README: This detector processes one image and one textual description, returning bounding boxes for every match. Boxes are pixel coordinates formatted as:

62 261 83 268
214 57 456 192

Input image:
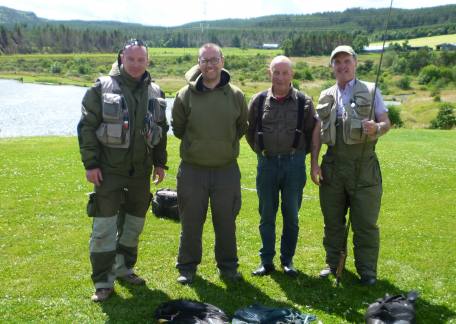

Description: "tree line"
0 5 455 55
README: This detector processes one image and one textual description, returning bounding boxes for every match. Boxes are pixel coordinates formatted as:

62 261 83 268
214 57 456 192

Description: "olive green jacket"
171 66 248 167
77 67 167 176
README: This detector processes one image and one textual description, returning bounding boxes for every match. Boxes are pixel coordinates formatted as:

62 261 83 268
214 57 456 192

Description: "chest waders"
320 121 382 282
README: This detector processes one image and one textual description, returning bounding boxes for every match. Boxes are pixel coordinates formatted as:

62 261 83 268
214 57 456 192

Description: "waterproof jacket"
246 87 316 156
171 66 248 167
78 67 167 177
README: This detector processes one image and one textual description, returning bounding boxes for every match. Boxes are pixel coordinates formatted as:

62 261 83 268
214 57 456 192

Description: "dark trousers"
176 161 241 273
256 151 306 266
89 174 150 288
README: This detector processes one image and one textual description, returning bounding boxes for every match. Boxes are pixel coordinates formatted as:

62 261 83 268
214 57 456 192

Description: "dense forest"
0 5 455 55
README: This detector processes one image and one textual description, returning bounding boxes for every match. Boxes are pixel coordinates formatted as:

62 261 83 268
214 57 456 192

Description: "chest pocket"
144 98 166 148
96 93 130 148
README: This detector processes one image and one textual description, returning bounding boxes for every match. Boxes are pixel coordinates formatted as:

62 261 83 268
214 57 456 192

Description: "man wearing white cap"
311 45 391 286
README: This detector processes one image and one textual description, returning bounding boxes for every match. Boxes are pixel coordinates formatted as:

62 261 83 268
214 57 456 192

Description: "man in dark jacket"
78 39 167 301
172 43 248 284
246 55 319 277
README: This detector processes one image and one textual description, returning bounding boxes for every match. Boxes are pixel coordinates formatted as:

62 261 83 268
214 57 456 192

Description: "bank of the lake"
0 79 174 138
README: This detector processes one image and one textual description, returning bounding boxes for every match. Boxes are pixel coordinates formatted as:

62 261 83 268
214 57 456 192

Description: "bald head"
269 55 294 97
269 55 293 71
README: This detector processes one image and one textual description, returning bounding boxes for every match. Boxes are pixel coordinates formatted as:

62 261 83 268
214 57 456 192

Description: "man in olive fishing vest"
311 45 391 286
78 39 168 301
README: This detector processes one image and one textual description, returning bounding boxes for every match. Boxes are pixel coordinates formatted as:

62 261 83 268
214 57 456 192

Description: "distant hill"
1 5 455 55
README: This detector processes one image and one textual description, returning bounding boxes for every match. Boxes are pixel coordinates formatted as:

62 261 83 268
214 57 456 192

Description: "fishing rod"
335 0 394 287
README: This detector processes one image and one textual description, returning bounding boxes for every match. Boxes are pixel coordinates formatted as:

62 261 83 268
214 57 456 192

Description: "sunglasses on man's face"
124 39 147 49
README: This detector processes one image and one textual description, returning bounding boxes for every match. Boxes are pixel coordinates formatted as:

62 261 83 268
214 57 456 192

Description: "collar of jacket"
117 66 151 89
185 64 231 92
267 87 299 103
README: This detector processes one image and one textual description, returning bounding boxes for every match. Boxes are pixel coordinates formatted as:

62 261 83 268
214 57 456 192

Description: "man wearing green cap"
311 45 391 286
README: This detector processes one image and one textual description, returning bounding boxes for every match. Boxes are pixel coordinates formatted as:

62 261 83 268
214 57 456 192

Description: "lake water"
0 79 174 138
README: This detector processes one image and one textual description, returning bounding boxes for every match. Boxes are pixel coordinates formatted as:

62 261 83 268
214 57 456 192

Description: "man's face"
332 52 357 86
121 45 148 80
198 47 224 83
269 61 293 95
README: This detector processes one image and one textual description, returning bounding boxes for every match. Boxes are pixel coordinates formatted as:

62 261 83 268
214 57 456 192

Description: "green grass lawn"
370 33 456 49
0 130 455 323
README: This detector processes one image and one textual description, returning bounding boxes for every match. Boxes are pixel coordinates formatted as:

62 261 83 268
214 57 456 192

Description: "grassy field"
0 131 455 323
370 33 456 49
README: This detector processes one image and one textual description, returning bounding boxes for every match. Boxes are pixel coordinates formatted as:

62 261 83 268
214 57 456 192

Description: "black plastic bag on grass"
151 188 179 220
365 291 419 324
154 299 229 323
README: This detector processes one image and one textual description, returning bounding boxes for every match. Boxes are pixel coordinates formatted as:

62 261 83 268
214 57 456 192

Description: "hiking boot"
177 272 195 285
252 264 275 276
118 273 146 285
91 288 114 302
319 266 336 278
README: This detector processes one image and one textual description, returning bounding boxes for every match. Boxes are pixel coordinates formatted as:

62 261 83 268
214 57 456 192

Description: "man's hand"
362 119 378 137
86 168 103 186
152 166 165 185
311 163 323 186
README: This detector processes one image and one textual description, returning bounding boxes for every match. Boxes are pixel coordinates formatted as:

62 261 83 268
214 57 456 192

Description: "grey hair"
269 55 293 70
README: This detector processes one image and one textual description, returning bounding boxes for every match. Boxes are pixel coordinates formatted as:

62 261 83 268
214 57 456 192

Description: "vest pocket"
349 118 364 141
102 93 123 122
320 120 332 144
96 123 125 145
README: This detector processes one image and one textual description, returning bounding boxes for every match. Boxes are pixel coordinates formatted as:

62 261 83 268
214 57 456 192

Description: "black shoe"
319 266 336 278
281 263 298 277
252 264 275 276
220 269 242 281
177 271 195 285
360 276 377 286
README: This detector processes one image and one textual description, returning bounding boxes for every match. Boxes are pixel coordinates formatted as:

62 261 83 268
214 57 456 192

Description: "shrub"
50 62 62 74
430 103 456 129
396 76 411 90
387 105 404 128
418 65 440 84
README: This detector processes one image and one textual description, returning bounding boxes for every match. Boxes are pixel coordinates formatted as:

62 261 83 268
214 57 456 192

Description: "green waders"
89 174 151 289
319 121 382 278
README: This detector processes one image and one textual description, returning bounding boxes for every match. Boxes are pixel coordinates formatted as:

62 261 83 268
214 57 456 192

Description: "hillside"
0 5 455 54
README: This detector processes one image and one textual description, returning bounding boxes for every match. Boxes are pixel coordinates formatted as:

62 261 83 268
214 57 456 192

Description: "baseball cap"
329 45 357 64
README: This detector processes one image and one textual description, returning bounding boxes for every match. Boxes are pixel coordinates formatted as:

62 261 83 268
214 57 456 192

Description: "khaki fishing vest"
317 80 377 145
96 76 165 149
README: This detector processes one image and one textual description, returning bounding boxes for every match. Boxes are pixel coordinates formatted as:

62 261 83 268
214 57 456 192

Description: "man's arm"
171 91 187 139
245 95 258 151
77 82 103 184
236 92 249 139
310 120 322 186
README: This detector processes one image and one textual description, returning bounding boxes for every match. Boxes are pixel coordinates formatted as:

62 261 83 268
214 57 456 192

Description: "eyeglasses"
199 57 222 65
124 39 147 49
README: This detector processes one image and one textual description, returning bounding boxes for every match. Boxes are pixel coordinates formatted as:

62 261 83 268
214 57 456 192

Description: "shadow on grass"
98 282 170 323
270 269 456 323
188 275 293 317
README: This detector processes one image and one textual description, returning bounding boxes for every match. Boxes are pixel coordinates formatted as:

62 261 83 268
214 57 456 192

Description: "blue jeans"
256 151 306 266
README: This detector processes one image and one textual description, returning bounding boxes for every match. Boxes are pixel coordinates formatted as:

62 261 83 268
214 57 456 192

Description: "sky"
0 0 454 27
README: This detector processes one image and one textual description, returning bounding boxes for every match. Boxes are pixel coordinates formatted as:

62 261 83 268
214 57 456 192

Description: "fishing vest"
95 76 166 149
317 79 376 145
